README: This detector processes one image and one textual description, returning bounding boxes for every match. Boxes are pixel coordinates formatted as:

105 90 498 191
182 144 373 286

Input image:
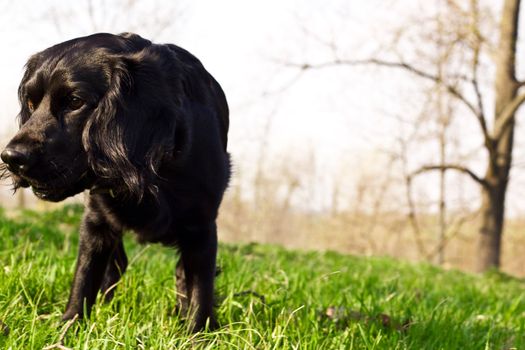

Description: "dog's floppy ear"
82 47 186 201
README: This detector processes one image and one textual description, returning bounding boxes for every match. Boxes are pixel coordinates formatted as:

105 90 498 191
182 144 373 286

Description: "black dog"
0 33 230 331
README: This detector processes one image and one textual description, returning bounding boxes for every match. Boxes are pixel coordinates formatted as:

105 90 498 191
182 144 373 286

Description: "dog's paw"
61 310 82 322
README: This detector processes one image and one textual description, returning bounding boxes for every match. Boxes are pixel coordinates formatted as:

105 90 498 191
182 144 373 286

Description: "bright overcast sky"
0 0 405 152
0 0 524 215
0 0 409 178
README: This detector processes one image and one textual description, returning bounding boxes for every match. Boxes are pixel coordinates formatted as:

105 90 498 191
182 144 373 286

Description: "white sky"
0 0 524 216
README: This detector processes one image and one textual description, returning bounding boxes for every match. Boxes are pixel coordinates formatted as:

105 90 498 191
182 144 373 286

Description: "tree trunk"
477 182 506 270
476 0 520 271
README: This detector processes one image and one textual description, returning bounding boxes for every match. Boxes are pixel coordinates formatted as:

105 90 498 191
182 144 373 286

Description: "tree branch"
468 0 492 151
287 58 491 143
426 210 479 261
469 50 492 150
411 164 488 188
404 175 429 258
471 76 493 152
493 92 525 140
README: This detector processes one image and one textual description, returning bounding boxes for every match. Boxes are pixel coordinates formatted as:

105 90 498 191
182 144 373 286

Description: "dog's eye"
27 100 34 112
68 96 84 110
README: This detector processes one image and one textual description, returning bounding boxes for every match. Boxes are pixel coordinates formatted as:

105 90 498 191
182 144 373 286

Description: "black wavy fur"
1 33 231 331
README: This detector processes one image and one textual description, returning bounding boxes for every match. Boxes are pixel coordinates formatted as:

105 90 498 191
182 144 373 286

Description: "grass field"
0 205 524 349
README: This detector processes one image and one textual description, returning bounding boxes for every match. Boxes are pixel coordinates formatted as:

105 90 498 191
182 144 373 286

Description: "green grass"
0 205 523 349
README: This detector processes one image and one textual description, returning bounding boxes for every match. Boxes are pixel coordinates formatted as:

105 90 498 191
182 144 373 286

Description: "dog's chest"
94 194 177 244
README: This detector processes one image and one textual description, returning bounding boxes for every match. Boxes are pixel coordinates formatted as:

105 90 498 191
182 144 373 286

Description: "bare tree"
471 0 520 270
286 0 523 271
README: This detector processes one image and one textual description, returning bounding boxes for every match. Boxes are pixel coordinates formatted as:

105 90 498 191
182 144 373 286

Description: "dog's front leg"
178 222 218 332
100 239 128 302
62 213 119 320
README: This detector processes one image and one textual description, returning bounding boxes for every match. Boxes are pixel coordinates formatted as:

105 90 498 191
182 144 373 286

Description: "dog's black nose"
1 147 32 172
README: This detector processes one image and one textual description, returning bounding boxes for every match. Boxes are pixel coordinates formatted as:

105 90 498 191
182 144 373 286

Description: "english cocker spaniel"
0 32 231 331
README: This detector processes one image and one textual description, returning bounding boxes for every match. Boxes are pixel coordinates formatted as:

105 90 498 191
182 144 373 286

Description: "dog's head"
1 33 181 202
